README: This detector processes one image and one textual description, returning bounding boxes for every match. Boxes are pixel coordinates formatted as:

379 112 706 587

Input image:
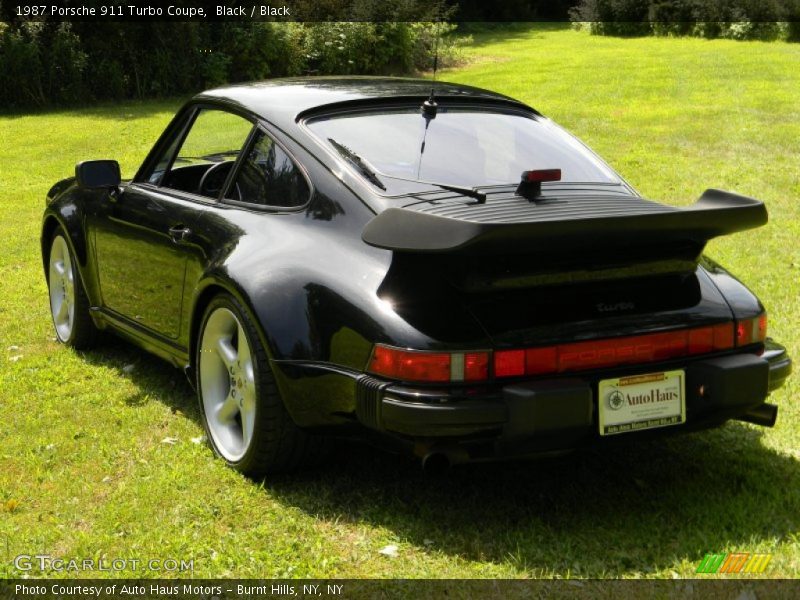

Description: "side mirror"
75 160 121 189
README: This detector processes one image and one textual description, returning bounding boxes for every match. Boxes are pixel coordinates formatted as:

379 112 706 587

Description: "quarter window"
227 130 309 208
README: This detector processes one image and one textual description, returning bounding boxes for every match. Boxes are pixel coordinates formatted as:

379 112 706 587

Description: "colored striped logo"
696 553 772 574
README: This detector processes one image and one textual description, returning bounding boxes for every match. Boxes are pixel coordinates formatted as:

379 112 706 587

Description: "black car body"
41 77 792 473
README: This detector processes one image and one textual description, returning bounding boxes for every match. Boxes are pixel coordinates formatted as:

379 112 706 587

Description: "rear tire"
196 293 328 476
47 229 98 350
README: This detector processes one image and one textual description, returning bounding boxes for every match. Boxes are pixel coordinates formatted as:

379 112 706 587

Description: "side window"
146 123 184 185
227 130 310 208
145 108 253 198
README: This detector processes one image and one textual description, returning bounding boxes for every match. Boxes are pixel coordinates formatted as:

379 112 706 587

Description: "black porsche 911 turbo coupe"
42 77 791 475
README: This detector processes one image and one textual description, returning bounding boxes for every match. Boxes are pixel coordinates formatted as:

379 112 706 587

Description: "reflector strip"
495 322 738 378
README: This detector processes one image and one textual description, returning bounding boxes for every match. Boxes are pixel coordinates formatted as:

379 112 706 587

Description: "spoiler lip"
361 188 768 256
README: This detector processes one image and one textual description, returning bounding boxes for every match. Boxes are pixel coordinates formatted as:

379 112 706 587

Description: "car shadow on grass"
82 339 798 577
79 337 197 415
267 424 800 577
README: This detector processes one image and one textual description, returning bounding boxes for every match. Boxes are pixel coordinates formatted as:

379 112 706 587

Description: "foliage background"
0 20 467 108
3 0 800 109
570 0 800 41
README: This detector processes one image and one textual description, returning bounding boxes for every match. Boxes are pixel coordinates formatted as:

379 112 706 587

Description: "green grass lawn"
1 24 798 580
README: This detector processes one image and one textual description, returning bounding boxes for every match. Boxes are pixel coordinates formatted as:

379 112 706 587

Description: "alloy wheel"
49 235 75 342
199 307 257 461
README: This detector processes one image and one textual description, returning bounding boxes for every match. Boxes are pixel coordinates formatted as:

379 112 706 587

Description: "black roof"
195 76 533 129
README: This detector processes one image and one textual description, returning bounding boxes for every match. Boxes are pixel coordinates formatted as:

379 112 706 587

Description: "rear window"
306 106 620 191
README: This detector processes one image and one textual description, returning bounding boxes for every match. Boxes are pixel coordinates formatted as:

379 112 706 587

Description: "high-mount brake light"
736 313 768 346
517 168 562 200
368 345 490 383
524 169 562 182
494 322 738 378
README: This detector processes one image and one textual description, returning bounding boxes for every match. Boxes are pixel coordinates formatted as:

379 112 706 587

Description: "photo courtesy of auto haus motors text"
14 583 344 597
1 0 798 598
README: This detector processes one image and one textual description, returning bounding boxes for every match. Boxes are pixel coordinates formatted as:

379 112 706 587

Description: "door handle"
168 225 192 244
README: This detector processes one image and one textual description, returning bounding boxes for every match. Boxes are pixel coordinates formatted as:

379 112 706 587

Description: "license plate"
598 369 685 436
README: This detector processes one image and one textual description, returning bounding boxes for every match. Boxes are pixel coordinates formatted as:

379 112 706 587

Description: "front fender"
42 179 85 265
41 180 96 305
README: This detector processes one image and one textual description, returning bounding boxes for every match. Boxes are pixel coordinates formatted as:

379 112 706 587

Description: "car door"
93 106 255 340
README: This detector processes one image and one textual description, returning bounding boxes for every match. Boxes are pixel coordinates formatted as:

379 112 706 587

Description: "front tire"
196 293 326 476
47 229 97 349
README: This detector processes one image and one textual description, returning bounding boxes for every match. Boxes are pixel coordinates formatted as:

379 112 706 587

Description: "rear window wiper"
327 137 487 203
328 139 486 204
328 138 386 191
380 172 487 204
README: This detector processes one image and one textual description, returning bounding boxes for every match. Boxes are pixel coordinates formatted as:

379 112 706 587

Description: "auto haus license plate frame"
598 370 686 436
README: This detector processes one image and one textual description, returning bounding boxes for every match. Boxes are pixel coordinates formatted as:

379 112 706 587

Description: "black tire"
47 228 98 350
196 293 328 477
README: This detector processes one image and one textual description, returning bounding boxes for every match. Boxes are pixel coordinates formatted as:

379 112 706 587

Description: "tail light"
736 313 767 346
368 345 490 383
369 320 755 383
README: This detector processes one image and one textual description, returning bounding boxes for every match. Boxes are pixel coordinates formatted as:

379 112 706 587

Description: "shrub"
0 22 88 107
570 0 795 41
410 21 468 71
570 0 653 36
0 16 469 109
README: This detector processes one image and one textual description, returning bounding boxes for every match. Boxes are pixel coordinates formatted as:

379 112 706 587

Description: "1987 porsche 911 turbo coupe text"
42 77 791 475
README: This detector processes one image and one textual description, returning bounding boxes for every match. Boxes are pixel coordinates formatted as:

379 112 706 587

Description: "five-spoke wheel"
199 307 257 462
47 229 97 349
49 235 75 342
196 294 328 476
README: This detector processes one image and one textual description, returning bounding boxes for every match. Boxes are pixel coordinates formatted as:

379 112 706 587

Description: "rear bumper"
764 339 792 392
356 342 791 457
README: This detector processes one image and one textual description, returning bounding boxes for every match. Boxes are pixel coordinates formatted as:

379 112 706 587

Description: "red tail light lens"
494 349 525 378
368 346 490 383
369 346 451 382
687 327 713 353
370 321 747 383
464 352 490 381
712 322 735 349
736 313 767 346
758 313 768 341
525 347 558 375
494 322 737 378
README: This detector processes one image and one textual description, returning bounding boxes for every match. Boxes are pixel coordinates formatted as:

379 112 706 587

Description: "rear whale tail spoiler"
361 189 768 258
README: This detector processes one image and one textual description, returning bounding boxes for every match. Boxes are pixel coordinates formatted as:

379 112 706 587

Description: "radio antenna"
421 18 441 118
417 18 442 177
432 18 441 83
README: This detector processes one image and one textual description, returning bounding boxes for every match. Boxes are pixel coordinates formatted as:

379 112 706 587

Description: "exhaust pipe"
420 445 469 474
421 452 451 475
736 403 778 428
